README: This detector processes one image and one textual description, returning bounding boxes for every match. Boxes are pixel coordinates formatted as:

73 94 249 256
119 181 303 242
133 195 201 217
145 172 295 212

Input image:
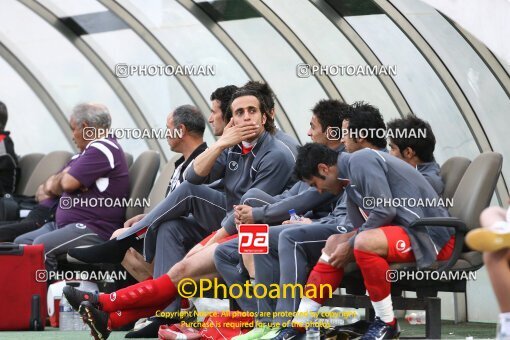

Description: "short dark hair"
312 99 351 131
172 105 205 136
387 114 436 162
229 87 276 134
243 81 275 111
347 101 387 148
210 85 238 121
294 143 339 181
0 101 8 130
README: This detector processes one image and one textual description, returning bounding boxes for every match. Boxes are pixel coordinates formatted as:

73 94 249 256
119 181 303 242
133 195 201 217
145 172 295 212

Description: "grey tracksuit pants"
135 181 227 313
215 223 349 323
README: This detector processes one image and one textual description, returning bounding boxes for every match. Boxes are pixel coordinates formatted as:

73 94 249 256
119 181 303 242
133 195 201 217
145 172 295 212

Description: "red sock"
99 275 176 312
108 303 168 329
353 249 390 302
306 262 344 305
180 298 190 309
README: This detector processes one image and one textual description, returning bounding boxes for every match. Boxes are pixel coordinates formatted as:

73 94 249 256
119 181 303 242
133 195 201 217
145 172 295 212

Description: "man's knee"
483 249 510 266
214 243 232 267
110 228 126 239
323 233 348 253
168 261 188 281
278 228 296 245
13 235 26 244
157 220 185 240
354 229 385 253
240 188 263 205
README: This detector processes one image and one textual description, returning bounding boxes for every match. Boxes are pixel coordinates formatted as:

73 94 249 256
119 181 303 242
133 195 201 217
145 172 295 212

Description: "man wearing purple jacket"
15 103 129 272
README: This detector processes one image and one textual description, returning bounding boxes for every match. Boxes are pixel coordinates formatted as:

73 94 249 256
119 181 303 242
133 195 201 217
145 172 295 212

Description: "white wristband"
320 252 331 263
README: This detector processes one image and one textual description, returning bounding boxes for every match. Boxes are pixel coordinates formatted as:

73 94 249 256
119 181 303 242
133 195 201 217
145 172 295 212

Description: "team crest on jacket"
228 161 239 171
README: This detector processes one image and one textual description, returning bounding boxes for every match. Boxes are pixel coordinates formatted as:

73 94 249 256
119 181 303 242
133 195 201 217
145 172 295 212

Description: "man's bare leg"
122 248 154 282
169 242 221 282
293 231 355 326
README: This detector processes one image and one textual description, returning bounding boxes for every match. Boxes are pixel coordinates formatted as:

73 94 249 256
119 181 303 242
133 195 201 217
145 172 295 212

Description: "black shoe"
67 236 141 264
63 285 99 311
271 327 301 340
328 319 372 338
79 301 111 340
360 317 400 340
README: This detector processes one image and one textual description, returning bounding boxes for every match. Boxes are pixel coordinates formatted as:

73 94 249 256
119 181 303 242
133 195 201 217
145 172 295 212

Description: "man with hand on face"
63 84 296 340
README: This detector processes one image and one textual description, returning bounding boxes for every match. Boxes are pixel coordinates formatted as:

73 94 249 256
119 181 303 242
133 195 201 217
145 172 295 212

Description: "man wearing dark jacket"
0 101 17 196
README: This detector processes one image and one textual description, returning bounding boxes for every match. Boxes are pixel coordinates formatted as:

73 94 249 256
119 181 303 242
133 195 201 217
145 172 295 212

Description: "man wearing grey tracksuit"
246 156 445 326
119 128 295 312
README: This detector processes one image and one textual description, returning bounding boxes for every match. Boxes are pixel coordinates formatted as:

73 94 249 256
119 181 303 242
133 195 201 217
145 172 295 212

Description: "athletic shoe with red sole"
158 324 201 340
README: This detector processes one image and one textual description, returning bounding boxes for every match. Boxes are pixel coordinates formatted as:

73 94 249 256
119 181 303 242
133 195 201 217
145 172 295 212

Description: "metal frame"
253 0 344 101
311 0 411 117
98 0 216 141
447 18 510 99
0 40 76 152
374 0 509 204
176 0 298 140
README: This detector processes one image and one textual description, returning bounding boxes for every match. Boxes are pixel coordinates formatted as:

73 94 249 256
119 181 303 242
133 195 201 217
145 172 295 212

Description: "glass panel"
118 0 250 103
83 29 216 159
390 0 510 185
0 0 147 157
346 13 480 164
220 17 329 143
263 0 400 121
0 57 73 154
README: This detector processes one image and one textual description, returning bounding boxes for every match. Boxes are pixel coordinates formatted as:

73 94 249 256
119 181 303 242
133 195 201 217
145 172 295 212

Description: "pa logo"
229 161 239 171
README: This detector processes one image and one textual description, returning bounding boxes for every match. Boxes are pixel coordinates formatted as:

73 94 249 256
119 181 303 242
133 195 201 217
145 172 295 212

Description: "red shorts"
199 231 238 246
381 226 455 263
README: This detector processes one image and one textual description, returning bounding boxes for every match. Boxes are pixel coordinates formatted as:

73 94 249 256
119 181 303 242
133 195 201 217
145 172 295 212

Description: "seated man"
0 184 58 242
289 113 445 337
14 103 129 273
466 206 510 340
63 84 297 340
294 143 454 339
387 114 443 195
0 100 17 197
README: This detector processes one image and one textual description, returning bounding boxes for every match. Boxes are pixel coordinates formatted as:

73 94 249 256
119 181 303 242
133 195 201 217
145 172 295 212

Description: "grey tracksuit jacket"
340 148 453 268
417 161 444 196
186 131 297 224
